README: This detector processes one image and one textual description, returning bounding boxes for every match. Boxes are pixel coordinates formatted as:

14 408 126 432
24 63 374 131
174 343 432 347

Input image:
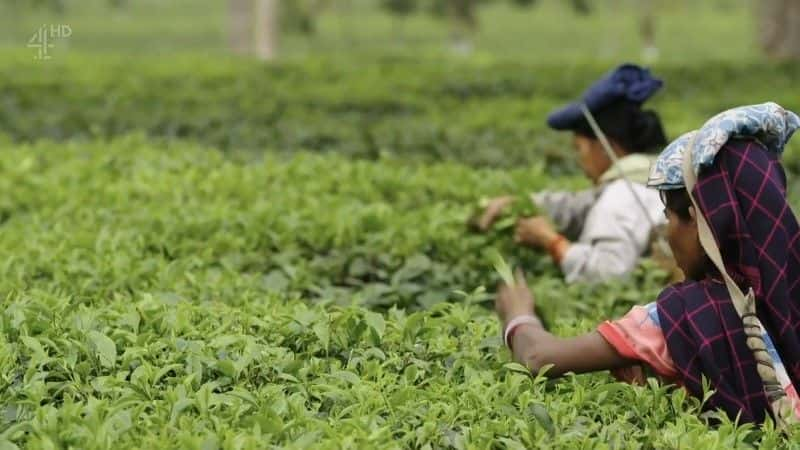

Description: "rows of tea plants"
2 138 792 448
2 53 800 169
0 136 658 315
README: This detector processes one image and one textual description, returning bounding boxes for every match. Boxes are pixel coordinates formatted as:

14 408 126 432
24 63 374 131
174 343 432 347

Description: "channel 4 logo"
28 24 72 60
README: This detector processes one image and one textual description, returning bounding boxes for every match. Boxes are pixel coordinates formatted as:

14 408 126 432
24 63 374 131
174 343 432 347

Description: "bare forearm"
497 273 631 378
510 324 631 377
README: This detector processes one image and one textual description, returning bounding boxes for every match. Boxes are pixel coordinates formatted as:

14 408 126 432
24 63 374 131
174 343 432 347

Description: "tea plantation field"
1 55 799 448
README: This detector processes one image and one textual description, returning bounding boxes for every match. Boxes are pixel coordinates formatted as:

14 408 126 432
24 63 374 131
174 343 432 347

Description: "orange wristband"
547 234 569 264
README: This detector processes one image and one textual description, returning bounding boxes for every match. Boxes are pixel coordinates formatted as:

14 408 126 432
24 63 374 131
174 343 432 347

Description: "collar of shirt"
598 153 654 185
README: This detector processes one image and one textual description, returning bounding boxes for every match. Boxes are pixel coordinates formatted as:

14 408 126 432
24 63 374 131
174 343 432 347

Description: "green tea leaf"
170 398 196 424
19 336 47 363
87 331 117 369
529 403 556 437
490 250 516 286
331 370 361 385
0 439 20 450
503 362 531 375
497 438 528 450
363 311 386 339
312 321 330 350
215 360 237 378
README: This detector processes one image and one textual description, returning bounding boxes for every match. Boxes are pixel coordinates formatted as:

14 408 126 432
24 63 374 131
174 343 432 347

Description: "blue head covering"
647 102 800 190
547 63 663 131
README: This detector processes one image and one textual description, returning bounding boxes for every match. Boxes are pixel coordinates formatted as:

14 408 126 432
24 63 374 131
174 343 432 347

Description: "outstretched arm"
496 272 631 376
475 189 597 236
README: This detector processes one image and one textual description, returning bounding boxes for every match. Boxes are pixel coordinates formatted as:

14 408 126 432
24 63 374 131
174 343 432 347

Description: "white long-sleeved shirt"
532 156 665 284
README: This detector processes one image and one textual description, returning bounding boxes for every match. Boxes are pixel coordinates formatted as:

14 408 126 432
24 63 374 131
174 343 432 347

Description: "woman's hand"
476 195 515 231
514 216 559 249
495 270 630 378
495 270 536 325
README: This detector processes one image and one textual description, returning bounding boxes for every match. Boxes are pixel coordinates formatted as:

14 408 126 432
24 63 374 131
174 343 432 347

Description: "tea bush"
1 138 793 448
2 52 800 448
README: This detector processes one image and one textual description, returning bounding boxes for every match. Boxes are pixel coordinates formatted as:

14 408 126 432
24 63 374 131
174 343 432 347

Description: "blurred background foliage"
0 0 798 173
0 0 792 63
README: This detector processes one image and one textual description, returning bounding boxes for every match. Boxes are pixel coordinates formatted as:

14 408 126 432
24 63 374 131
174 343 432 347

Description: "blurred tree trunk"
448 0 476 54
640 0 659 62
760 0 800 59
255 0 279 60
228 0 253 54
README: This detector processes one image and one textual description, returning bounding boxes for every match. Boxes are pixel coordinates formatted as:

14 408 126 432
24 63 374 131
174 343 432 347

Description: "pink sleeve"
597 303 678 381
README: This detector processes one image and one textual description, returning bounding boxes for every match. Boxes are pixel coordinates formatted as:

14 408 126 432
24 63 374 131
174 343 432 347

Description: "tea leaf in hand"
490 250 516 286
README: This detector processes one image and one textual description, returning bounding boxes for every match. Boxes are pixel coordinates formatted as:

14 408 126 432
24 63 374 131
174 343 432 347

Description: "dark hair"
573 100 667 153
661 188 692 221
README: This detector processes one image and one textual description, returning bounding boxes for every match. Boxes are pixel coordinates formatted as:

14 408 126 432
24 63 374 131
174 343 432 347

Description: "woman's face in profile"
573 134 611 184
664 205 705 280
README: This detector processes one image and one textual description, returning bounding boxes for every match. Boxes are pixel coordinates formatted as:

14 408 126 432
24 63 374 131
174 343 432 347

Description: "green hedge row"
2 53 799 169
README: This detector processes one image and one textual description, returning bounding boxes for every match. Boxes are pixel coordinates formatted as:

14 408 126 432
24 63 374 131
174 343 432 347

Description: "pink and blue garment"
598 300 800 420
599 103 800 424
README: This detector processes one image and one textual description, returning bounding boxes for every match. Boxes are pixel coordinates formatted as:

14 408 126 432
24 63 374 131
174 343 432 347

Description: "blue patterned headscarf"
647 102 800 190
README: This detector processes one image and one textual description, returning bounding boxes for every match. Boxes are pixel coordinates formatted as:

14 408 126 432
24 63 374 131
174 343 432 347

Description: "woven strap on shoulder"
681 141 795 427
